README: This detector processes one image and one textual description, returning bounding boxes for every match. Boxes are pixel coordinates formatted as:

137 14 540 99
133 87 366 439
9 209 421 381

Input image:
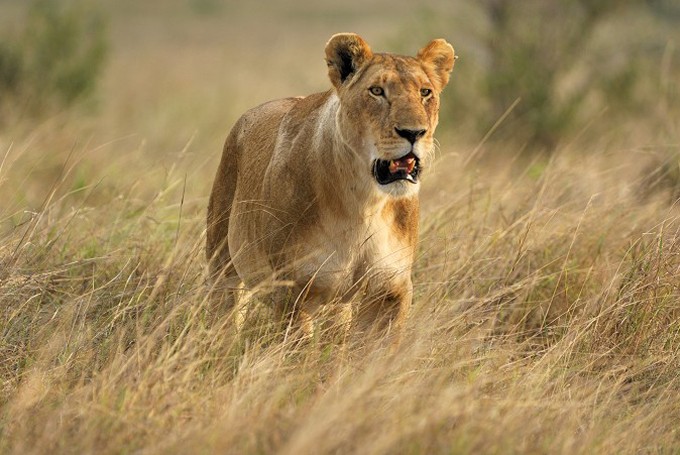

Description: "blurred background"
0 0 679 213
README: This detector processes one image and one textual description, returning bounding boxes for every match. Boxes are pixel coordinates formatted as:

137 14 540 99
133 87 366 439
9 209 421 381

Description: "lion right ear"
417 39 456 91
325 33 373 89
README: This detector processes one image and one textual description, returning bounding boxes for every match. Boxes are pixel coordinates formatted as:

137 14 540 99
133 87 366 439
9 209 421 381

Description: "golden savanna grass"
1 1 680 453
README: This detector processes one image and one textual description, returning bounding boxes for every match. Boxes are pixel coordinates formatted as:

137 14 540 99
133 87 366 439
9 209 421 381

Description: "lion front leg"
270 283 323 342
272 283 353 344
354 278 413 340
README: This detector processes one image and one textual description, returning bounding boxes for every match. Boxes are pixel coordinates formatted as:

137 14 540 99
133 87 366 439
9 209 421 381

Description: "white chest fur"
292 203 413 301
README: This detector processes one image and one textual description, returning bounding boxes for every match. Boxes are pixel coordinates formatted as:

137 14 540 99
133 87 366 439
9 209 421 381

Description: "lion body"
206 34 455 334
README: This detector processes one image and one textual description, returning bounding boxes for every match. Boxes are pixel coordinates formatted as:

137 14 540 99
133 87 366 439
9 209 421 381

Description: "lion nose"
395 127 427 145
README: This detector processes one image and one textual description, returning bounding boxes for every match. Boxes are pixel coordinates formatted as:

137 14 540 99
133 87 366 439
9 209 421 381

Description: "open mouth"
372 151 420 185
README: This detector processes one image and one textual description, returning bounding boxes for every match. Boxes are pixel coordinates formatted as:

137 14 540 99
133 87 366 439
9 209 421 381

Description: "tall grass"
1 130 679 453
1 0 680 453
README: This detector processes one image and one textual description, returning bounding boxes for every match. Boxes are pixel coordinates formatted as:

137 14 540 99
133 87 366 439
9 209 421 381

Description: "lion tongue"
389 156 416 174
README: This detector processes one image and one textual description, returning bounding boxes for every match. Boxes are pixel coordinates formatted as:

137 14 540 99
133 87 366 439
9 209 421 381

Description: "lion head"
325 33 456 197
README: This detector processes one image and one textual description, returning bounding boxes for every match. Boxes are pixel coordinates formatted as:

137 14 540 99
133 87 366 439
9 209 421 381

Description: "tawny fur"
206 33 455 336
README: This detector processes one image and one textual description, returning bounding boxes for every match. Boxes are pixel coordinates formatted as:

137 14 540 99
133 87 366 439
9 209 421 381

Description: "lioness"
206 33 455 336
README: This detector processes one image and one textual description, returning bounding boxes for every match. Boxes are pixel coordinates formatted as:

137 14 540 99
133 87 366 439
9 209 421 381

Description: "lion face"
326 34 456 197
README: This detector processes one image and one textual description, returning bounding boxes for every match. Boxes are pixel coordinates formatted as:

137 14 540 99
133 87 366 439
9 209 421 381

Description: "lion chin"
206 32 456 342
374 175 421 198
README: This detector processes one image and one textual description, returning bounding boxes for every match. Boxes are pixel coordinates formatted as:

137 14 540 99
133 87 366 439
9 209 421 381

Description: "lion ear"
417 39 456 91
325 33 373 89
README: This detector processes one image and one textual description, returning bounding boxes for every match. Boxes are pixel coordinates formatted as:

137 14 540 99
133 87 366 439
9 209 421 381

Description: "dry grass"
2 1 680 454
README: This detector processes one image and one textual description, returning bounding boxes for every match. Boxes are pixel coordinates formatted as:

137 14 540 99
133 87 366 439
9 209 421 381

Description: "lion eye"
369 86 384 97
420 88 432 97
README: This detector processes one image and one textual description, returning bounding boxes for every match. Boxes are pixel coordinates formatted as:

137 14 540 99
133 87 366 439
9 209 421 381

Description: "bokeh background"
1 0 679 210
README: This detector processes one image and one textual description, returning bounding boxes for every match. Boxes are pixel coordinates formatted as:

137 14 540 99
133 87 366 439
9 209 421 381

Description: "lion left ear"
325 33 373 89
417 39 456 91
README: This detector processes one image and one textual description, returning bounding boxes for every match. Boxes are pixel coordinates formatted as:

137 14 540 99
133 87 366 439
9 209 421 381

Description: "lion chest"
290 205 416 300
